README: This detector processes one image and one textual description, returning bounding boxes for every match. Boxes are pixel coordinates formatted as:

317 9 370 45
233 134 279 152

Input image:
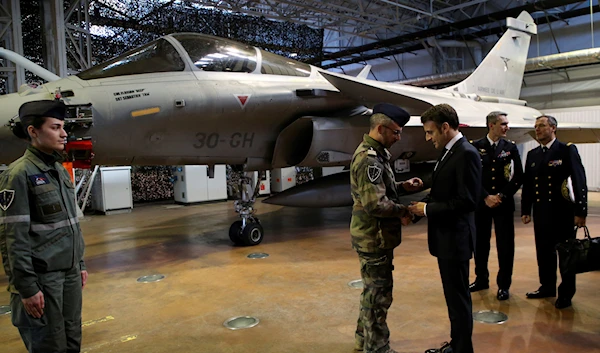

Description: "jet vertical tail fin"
442 11 536 100
357 65 372 79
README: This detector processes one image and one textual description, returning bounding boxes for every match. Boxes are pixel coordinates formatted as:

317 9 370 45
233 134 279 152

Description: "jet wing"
318 70 432 115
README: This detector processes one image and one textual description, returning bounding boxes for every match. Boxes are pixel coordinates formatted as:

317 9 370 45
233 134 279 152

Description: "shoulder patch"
367 164 382 183
0 189 15 211
29 174 50 186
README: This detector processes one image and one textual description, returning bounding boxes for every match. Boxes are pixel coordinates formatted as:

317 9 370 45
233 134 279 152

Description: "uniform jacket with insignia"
521 140 588 217
350 134 408 253
471 137 523 211
0 146 85 298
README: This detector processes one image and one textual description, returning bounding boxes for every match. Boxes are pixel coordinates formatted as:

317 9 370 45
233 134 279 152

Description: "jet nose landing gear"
229 171 264 246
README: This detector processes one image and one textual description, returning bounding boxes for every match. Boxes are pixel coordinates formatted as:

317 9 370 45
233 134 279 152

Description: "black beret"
373 103 410 127
19 100 67 127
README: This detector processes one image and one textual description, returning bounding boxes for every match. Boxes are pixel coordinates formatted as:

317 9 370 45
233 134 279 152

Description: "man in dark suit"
521 115 587 309
469 111 523 301
409 104 481 353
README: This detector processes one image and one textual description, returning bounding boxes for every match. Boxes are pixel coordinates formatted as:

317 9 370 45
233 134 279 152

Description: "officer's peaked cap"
19 100 67 126
373 103 410 127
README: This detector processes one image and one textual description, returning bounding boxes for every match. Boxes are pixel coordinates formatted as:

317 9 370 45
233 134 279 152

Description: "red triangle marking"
237 95 249 106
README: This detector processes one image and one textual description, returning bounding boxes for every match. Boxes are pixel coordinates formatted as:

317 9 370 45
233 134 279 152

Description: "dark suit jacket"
426 136 482 261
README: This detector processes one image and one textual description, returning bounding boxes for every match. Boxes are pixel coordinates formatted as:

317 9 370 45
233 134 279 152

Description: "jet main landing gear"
229 171 264 246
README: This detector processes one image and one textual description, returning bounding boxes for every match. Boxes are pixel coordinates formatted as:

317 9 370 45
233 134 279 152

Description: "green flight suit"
0 146 86 353
350 134 408 353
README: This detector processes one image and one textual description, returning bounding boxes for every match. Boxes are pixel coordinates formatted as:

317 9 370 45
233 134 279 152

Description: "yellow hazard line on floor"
82 315 115 327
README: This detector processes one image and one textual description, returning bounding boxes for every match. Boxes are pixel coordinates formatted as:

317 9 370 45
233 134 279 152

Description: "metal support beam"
377 0 453 22
0 0 24 93
41 0 68 77
64 0 92 72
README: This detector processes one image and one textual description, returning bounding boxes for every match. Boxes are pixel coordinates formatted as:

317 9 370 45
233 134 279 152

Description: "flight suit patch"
41 203 63 216
0 189 15 211
367 164 382 183
29 174 50 186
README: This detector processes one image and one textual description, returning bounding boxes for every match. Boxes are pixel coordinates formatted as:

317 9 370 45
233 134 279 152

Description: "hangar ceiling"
186 0 593 67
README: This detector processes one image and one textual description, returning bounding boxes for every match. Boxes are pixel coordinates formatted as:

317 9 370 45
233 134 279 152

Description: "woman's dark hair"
12 116 48 141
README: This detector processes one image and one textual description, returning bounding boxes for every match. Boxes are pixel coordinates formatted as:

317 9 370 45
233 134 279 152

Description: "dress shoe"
425 341 453 353
555 297 572 309
497 289 509 301
526 289 556 299
469 281 489 292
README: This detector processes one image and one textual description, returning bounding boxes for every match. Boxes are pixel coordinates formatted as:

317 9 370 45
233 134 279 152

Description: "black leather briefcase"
556 226 600 276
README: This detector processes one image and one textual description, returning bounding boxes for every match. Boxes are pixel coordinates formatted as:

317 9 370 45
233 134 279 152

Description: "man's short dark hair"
420 103 459 130
536 115 557 128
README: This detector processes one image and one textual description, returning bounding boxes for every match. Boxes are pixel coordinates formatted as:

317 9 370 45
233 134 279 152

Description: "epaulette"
367 147 377 156
567 142 574 146
510 140 516 144
469 140 473 143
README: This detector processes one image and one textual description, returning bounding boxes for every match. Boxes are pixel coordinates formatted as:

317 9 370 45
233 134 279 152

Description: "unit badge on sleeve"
367 164 382 183
0 189 15 211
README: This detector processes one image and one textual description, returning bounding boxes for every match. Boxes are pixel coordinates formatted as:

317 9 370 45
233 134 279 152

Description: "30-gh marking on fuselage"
193 132 255 149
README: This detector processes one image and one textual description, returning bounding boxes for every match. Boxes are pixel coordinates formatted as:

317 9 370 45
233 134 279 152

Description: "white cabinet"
252 171 271 195
173 165 227 204
271 167 296 192
92 166 133 214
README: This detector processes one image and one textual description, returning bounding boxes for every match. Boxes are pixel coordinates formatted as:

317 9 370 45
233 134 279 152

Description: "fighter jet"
1 11 599 246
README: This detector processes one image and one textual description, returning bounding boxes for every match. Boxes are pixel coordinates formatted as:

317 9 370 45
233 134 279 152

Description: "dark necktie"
434 148 448 171
542 146 548 153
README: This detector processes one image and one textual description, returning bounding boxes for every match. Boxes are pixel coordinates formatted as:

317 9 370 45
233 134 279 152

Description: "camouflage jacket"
0 146 85 297
350 134 407 253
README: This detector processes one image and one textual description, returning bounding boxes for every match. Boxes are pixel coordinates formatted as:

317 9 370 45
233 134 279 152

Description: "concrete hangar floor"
1 194 600 353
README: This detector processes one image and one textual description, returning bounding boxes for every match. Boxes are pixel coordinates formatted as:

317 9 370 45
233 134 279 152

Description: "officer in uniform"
0 100 88 352
350 103 423 353
469 111 523 301
521 115 587 309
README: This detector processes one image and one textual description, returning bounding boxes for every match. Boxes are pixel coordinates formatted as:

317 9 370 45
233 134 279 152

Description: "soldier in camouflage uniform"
350 103 423 353
0 100 87 353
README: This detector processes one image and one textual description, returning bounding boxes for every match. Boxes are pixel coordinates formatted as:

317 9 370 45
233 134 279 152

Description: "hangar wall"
520 106 600 191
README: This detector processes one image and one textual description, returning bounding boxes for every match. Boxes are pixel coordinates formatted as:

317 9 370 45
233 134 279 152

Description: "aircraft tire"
229 220 244 245
241 222 264 246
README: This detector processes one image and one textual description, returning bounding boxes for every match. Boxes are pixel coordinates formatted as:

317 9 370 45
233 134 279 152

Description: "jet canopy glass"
173 33 311 77
77 33 311 80
78 38 185 80
173 33 258 73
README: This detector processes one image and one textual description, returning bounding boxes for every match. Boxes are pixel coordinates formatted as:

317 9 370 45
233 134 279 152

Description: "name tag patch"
41 203 63 216
29 174 50 186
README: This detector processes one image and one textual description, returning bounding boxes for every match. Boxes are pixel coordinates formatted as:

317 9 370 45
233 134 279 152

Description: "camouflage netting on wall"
131 166 174 203
0 0 323 93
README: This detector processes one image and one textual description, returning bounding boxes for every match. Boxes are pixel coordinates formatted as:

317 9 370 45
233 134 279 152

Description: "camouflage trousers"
355 250 394 353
